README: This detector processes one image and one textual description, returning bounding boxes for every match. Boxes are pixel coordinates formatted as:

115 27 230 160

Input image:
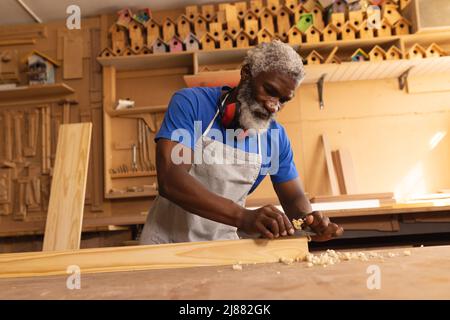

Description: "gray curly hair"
242 40 305 86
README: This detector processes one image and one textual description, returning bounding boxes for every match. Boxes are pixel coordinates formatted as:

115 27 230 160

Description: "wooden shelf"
111 171 157 179
0 83 75 106
105 190 158 199
97 52 194 71
108 105 167 117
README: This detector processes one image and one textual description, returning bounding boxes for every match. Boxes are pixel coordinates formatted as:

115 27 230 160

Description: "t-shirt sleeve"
155 90 198 150
270 125 299 184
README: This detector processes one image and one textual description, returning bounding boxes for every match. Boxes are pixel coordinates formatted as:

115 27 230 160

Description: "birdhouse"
359 20 375 39
194 15 208 40
393 18 411 35
385 46 402 60
25 50 59 85
310 5 324 30
382 4 403 25
176 16 191 40
407 44 426 59
341 21 358 41
260 8 276 34
236 31 252 48
376 18 392 37
296 13 314 33
0 50 19 83
152 38 168 54
332 0 347 13
322 23 340 42
201 4 215 22
169 35 184 52
244 19 259 40
227 19 241 39
121 47 135 57
306 50 324 65
109 24 128 55
303 0 319 11
162 18 176 42
128 20 145 53
294 5 310 23
330 12 345 30
250 0 264 16
348 10 364 28
257 28 274 44
325 51 342 64
185 5 198 22
351 48 369 61
304 25 322 43
201 33 217 51
219 31 235 49
133 8 152 25
147 20 161 49
117 8 133 27
318 0 335 8
426 43 447 58
213 11 227 24
287 25 302 44
368 45 386 61
184 33 201 51
139 46 152 55
209 22 223 41
99 48 115 58
267 0 281 15
277 6 293 39
235 2 248 19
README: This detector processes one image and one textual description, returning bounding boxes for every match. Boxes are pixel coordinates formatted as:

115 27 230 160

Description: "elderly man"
140 40 343 244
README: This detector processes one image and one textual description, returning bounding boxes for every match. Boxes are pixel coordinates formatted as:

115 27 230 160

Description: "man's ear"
241 64 251 81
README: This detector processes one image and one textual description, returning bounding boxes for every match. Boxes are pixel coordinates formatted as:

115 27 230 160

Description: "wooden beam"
321 134 340 195
336 149 358 194
0 238 308 279
42 123 93 252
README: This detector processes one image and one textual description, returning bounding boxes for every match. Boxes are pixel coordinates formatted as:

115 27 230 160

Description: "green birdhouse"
296 13 314 33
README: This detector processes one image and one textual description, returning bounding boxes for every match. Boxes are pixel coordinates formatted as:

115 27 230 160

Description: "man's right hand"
238 205 295 239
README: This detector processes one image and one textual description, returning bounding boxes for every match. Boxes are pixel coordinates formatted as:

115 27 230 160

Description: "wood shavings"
292 218 304 230
279 257 295 265
232 264 242 271
403 250 411 256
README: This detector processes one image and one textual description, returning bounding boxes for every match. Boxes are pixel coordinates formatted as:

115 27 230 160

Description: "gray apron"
140 108 262 244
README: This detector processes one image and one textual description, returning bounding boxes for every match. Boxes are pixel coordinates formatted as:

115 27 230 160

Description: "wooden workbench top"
0 245 449 299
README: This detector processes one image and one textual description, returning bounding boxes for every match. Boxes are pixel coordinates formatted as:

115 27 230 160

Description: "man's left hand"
304 211 344 242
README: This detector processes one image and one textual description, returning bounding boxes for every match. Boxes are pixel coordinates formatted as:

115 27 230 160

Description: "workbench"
0 245 448 299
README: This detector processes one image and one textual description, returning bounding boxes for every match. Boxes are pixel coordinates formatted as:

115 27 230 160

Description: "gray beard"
237 80 276 133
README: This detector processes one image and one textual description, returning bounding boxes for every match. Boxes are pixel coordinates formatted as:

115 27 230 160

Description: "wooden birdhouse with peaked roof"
369 45 387 61
109 24 128 56
200 33 217 51
194 15 208 40
224 4 239 21
359 19 375 39
407 44 426 59
213 11 226 25
185 5 198 22
133 8 152 26
201 4 215 22
306 50 324 65
304 25 322 43
244 11 259 29
227 19 241 39
244 19 259 40
351 48 369 61
330 12 345 30
296 13 314 33
236 30 252 48
295 5 310 24
426 43 447 58
220 31 235 49
310 4 324 30
277 6 293 39
260 8 276 34
121 47 135 57
162 18 176 42
177 15 192 40
268 0 281 15
184 33 201 51
139 46 152 55
348 10 364 28
169 35 184 52
376 18 392 37
257 28 274 44
147 20 161 49
382 4 403 25
393 18 411 35
341 21 358 40
250 0 264 16
285 0 298 14
287 25 302 44
322 22 340 42
152 38 168 54
209 22 223 42
235 2 248 19
386 46 402 60
25 50 59 85
117 8 133 27
99 48 115 58
128 20 145 53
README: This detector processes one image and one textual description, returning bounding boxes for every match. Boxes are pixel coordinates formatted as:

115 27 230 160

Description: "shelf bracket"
398 67 413 90
317 74 327 110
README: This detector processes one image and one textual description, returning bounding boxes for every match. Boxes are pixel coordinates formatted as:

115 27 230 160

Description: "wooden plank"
42 123 93 252
336 149 358 194
63 33 83 79
321 134 340 195
311 192 394 203
0 238 308 279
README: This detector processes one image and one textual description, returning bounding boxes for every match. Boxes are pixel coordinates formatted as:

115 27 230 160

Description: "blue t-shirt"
156 87 298 194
